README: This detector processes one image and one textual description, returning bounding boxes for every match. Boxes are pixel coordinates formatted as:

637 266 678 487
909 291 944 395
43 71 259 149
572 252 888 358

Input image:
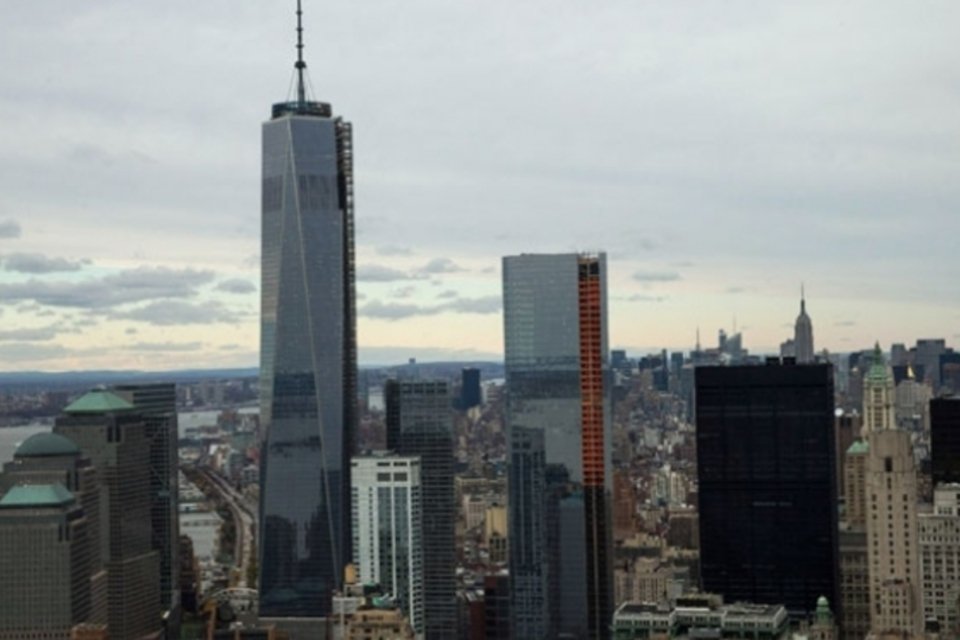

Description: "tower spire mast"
295 0 307 108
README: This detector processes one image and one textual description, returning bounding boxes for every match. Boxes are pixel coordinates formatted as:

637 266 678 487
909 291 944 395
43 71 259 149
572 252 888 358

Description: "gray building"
385 379 456 639
258 4 356 618
112 383 179 618
503 253 613 639
55 390 161 639
1 433 108 624
0 484 92 638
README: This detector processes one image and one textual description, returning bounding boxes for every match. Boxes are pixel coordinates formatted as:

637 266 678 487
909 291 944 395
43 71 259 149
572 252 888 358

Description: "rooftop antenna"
295 0 307 108
801 282 806 314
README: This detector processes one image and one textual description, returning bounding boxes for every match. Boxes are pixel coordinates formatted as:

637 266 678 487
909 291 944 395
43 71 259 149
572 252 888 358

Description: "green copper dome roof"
0 483 74 509
846 440 869 455
15 432 80 458
865 342 890 382
63 390 134 414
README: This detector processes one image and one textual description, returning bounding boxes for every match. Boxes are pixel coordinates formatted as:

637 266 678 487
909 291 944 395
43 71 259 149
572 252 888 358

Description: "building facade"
385 380 456 639
503 253 613 639
932 397 960 486
0 484 92 638
919 484 960 636
112 383 179 616
351 453 424 635
258 42 356 616
794 290 814 364
865 429 922 635
695 361 839 618
55 390 161 639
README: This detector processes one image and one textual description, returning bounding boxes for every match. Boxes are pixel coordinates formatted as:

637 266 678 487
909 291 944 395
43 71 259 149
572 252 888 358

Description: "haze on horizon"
0 1 958 372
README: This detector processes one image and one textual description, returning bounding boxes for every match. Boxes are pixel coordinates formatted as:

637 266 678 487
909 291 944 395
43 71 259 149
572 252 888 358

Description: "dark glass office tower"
112 383 179 618
932 396 960 485
695 361 840 618
385 379 456 639
460 367 482 410
503 253 613 640
258 4 356 618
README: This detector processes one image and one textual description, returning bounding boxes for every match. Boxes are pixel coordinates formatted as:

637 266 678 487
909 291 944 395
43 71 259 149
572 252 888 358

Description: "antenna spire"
295 0 307 107
801 282 806 314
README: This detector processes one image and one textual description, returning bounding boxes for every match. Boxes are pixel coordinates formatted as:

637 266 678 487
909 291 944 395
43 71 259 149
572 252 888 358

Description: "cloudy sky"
1 1 958 371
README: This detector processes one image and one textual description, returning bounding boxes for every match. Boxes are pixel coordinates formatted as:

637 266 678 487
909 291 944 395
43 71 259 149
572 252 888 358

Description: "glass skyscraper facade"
503 253 613 640
258 95 356 617
695 361 840 619
385 379 456 639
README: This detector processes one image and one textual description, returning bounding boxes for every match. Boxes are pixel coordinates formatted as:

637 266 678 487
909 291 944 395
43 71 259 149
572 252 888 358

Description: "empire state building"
258 1 356 617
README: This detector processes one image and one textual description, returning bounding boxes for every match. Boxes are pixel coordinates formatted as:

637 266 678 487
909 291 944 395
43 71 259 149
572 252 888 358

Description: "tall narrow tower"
503 253 613 640
259 0 357 618
795 286 815 363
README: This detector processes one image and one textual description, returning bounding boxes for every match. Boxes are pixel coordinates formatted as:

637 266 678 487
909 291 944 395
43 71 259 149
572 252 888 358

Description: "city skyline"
1 2 959 371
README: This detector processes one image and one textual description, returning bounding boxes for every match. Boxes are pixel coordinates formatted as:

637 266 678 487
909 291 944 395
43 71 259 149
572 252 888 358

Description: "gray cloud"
0 266 215 308
359 295 501 320
391 286 416 299
356 264 420 282
436 289 458 299
2 252 89 273
376 245 413 256
0 220 21 239
834 320 857 327
420 258 465 275
632 270 681 282
0 343 109 362
123 341 203 352
219 343 243 351
0 325 61 341
110 300 244 325
124 327 138 335
215 278 256 294
625 294 667 303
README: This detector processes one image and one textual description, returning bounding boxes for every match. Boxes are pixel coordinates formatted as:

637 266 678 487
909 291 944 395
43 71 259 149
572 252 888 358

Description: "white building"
351 453 424 636
919 484 960 635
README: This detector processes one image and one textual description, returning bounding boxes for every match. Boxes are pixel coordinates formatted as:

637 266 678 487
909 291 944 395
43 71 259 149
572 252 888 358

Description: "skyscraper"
258 1 356 618
351 453 424 635
865 429 922 635
863 344 895 432
931 396 960 485
794 287 814 363
385 380 456 639
695 360 839 618
112 383 179 617
0 484 92 636
502 253 613 640
55 390 161 639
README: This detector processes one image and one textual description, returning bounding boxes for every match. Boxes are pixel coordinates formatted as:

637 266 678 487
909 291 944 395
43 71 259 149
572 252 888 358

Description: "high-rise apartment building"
55 390 161 639
932 396 960 485
351 453 424 635
460 367 482 411
864 428 923 636
503 253 613 639
695 360 839 618
919 484 960 635
385 380 456 639
794 288 814 363
258 2 356 618
0 484 92 636
112 383 179 616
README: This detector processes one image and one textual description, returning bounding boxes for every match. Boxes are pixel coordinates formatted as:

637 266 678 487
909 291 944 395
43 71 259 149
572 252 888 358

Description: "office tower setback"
932 396 960 485
919 484 960 635
0 484 92 636
385 380 456 638
351 453 424 635
112 383 179 615
55 390 161 639
258 1 356 618
794 288 814 363
864 428 922 635
503 253 613 639
695 361 839 618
